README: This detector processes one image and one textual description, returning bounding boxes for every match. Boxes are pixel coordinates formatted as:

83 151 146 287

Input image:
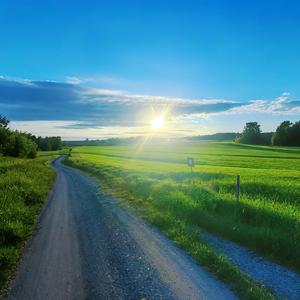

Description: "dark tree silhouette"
35 136 62 151
0 115 9 128
0 116 63 157
289 121 300 146
271 121 292 146
0 116 37 158
272 121 300 146
237 122 262 145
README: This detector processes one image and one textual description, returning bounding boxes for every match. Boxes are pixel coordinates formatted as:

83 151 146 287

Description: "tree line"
187 132 238 141
0 116 62 158
63 137 139 147
32 136 63 151
237 120 300 146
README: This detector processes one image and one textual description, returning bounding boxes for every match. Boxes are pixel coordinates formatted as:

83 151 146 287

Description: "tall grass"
66 159 275 299
0 152 59 292
64 141 300 298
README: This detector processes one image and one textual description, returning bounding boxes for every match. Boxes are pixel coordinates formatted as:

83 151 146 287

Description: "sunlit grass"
66 141 300 299
0 151 62 292
69 141 300 271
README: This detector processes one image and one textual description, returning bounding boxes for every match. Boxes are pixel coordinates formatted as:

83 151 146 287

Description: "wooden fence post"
236 175 240 217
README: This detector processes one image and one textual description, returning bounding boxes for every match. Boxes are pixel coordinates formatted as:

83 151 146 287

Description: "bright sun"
151 115 165 129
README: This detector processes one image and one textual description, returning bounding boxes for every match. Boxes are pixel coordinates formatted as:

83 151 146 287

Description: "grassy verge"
67 143 300 274
0 151 62 293
65 157 275 299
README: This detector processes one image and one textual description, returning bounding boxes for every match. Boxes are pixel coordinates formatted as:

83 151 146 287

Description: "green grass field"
66 140 300 299
0 151 61 292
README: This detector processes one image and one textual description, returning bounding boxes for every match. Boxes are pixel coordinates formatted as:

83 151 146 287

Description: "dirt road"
4 157 236 300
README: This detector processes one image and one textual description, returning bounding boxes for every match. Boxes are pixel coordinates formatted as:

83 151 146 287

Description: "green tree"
0 127 10 153
289 121 300 146
2 131 37 158
35 136 62 151
0 116 38 158
271 121 292 146
0 115 9 128
0 116 11 153
237 122 262 144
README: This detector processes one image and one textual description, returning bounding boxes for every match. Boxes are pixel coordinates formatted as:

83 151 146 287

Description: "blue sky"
0 0 300 139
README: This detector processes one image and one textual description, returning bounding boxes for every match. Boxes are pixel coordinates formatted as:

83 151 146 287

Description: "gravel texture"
202 231 300 300
3 157 236 300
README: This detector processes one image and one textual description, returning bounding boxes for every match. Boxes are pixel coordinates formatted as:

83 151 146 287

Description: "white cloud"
2 76 300 138
80 87 236 106
66 76 83 85
229 92 300 115
10 120 202 140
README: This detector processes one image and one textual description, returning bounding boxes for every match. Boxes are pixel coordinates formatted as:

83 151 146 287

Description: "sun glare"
151 115 165 129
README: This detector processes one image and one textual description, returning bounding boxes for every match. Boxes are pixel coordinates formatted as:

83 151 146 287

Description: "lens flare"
151 115 164 129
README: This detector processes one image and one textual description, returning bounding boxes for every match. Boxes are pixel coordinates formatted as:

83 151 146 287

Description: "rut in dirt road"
4 157 236 300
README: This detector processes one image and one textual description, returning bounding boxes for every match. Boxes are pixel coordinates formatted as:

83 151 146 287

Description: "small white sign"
187 157 195 167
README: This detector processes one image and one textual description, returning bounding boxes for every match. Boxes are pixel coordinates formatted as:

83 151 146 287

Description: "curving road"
4 157 236 300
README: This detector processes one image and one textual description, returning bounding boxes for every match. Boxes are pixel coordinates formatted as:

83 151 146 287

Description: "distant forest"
188 120 300 146
187 132 238 141
32 136 63 151
0 116 62 158
65 120 300 148
63 137 139 147
2 114 300 157
237 121 300 146
188 131 273 145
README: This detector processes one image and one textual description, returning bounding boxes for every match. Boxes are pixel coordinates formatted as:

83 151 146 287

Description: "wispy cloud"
1 77 300 138
230 92 300 115
65 75 123 86
65 76 83 85
0 77 243 126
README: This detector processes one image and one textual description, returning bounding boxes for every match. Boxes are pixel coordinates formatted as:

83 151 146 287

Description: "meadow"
66 140 300 299
0 151 61 292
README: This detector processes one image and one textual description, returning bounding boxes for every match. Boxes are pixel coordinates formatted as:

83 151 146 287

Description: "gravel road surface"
203 231 300 300
4 157 236 300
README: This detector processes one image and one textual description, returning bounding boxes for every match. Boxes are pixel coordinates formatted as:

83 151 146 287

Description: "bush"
0 116 38 158
0 129 37 158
